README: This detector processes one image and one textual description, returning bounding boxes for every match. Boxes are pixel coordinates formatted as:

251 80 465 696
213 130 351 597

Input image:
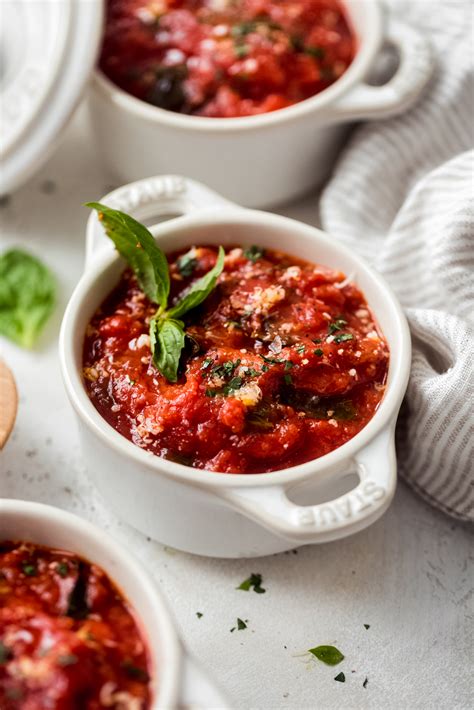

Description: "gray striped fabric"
321 0 473 521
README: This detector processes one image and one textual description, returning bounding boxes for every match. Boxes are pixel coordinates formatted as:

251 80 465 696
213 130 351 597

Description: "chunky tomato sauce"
0 542 151 709
83 246 389 473
100 0 355 117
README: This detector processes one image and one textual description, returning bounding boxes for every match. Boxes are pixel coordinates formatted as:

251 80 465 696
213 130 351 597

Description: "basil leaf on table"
168 246 225 319
86 202 170 309
0 249 56 348
150 317 185 383
308 645 345 665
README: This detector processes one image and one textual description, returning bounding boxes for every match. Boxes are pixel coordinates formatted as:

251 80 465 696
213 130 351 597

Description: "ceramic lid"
0 0 104 194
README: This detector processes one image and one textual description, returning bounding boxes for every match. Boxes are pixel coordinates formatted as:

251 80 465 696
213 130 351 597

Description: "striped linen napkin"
321 0 473 521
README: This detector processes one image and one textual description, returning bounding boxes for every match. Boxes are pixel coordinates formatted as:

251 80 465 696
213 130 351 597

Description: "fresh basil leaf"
168 247 225 319
308 645 344 666
86 202 170 308
150 317 185 383
0 249 56 348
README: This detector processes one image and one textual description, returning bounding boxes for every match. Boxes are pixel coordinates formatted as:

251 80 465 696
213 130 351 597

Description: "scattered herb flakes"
328 318 347 334
177 252 198 278
305 45 325 59
58 654 79 667
196 612 203 619
334 333 354 343
122 662 150 683
244 245 265 263
237 573 266 594
201 358 213 370
0 641 12 665
334 672 345 683
21 562 37 577
363 677 368 689
296 344 306 354
314 348 324 356
284 360 294 371
364 624 370 630
260 354 284 364
230 626 236 633
308 645 344 666
237 618 248 630
313 338 322 344
56 562 69 578
235 44 250 58
284 373 293 385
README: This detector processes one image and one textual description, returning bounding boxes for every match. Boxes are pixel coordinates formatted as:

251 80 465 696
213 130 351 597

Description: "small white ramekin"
0 498 230 709
88 0 433 207
60 175 411 558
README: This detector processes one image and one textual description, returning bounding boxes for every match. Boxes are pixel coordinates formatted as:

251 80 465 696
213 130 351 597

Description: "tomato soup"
0 541 151 709
83 245 389 473
99 0 355 117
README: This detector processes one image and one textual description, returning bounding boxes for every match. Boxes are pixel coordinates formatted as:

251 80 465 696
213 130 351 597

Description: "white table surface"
1 105 472 710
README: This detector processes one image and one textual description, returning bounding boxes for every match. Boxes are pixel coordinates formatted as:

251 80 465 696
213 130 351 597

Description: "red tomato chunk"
0 542 152 710
83 246 389 473
100 0 355 117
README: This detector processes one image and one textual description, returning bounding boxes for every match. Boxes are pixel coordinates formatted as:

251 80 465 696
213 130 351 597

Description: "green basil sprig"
86 203 225 382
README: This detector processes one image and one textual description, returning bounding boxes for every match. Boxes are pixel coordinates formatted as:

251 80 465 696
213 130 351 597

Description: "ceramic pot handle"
328 18 433 121
221 426 396 544
179 652 230 709
84 174 235 269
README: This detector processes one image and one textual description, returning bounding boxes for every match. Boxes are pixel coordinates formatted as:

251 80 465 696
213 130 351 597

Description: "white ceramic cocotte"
89 0 433 207
0 499 230 709
60 175 411 558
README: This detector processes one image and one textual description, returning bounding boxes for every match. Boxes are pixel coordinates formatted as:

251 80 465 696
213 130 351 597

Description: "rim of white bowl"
60 208 411 491
91 0 382 133
0 499 181 710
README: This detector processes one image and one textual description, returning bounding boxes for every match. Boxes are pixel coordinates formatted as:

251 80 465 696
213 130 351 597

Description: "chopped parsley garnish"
284 360 294 371
296 344 306 354
201 358 213 370
123 661 150 683
21 562 37 577
261 364 269 372
260 354 285 365
244 245 265 263
212 359 241 379
56 562 69 578
305 45 325 59
235 44 250 58
313 338 322 343
238 573 266 593
308 645 344 666
328 318 348 334
206 375 243 398
0 641 12 665
364 624 370 630
334 672 345 682
196 612 203 619
58 654 78 666
334 333 354 343
245 367 261 377
284 373 293 385
363 677 368 688
314 348 324 356
237 618 247 630
177 252 198 278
